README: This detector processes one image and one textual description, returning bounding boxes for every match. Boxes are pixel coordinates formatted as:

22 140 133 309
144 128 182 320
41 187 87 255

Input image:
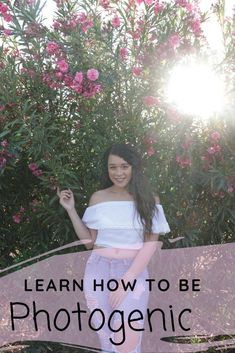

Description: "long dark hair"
101 143 157 238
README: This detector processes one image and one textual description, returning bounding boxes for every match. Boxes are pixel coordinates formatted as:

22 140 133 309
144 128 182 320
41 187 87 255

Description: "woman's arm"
123 195 160 280
57 188 97 250
122 234 158 282
67 208 96 250
109 234 159 308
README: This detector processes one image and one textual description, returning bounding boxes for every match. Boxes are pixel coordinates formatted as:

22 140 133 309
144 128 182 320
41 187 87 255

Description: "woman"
57 143 170 353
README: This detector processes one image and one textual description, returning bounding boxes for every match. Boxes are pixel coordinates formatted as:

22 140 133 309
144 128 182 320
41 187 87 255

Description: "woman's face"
107 154 132 189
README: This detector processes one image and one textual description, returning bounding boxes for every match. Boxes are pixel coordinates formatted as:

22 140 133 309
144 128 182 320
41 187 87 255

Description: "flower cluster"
207 131 221 155
46 41 60 55
52 12 94 33
211 176 235 198
0 2 13 22
43 61 101 98
30 198 41 212
201 132 222 168
119 47 129 60
155 33 181 60
154 1 164 15
132 66 142 76
12 207 25 224
111 14 121 28
28 163 43 177
227 176 235 194
21 67 35 79
176 155 192 168
44 39 102 97
24 22 45 38
144 132 157 156
0 140 15 170
143 96 160 106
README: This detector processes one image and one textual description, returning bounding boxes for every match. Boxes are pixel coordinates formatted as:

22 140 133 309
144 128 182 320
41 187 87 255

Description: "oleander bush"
0 0 235 269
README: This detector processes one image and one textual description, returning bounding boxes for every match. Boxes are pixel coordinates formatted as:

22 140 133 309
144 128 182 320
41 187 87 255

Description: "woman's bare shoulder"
88 189 110 206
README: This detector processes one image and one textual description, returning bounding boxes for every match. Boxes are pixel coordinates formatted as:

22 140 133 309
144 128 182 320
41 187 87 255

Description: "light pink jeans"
84 252 149 353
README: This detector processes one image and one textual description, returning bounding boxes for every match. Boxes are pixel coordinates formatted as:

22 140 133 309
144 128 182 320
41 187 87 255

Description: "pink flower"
68 17 79 29
147 146 155 156
112 14 121 28
87 68 99 81
13 214 21 224
1 139 8 148
211 131 220 142
214 144 221 153
143 96 160 106
145 0 154 5
190 19 201 35
33 169 43 177
154 2 164 14
3 29 12 35
71 82 83 93
0 3 9 14
168 34 180 50
55 71 64 80
92 84 102 94
0 105 5 111
145 136 157 145
78 12 87 23
227 186 234 193
26 0 36 5
176 0 188 6
176 155 192 168
185 3 193 12
0 157 7 168
57 60 69 73
136 0 144 5
207 145 221 155
53 20 61 30
81 20 94 32
28 163 38 171
3 13 13 22
119 47 128 60
207 146 216 154
74 71 84 84
63 75 73 87
46 41 59 55
99 0 110 8
132 67 142 76
19 207 25 213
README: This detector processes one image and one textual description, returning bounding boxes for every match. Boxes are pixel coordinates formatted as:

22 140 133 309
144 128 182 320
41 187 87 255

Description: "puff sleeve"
152 204 170 234
82 206 100 229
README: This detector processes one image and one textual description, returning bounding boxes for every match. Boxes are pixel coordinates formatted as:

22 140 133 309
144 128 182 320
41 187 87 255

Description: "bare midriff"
92 245 139 259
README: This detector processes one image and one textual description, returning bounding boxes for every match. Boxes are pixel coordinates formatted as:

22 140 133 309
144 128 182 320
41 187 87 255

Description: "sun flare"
166 63 225 118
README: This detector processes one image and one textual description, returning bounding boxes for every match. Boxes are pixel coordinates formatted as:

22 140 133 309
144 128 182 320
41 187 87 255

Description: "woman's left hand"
109 281 128 309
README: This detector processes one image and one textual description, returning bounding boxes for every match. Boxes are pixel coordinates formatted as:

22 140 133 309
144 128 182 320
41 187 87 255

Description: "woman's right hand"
57 187 75 212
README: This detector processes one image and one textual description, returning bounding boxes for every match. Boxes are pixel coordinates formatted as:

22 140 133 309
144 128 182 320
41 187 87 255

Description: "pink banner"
1 241 235 352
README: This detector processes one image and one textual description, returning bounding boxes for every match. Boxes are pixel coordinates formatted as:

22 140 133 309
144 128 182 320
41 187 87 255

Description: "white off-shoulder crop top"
82 201 170 249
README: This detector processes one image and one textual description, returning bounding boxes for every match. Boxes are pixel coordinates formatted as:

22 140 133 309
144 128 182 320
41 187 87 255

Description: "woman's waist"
92 245 139 259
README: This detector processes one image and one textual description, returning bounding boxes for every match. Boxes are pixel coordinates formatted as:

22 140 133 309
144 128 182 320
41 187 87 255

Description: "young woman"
57 143 170 353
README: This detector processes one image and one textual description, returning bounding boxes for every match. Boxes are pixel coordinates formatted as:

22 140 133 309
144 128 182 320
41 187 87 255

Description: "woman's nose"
115 168 123 175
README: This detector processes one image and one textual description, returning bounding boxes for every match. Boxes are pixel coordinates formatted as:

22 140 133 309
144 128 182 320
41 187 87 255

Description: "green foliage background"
0 0 235 271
